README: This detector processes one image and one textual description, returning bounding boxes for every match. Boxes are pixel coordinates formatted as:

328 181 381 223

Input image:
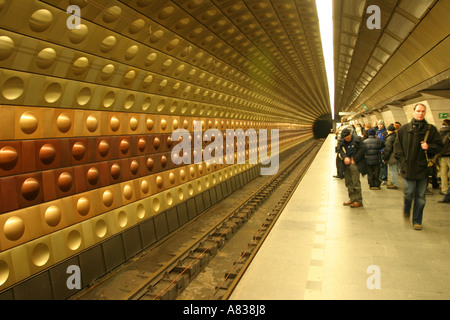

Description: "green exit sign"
439 113 448 119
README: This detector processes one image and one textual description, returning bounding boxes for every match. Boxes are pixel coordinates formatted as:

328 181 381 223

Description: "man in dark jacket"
394 103 443 230
376 120 388 183
363 129 385 190
338 128 367 208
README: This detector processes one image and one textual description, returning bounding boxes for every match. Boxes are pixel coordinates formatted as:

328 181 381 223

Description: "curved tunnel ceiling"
0 0 331 126
334 0 450 119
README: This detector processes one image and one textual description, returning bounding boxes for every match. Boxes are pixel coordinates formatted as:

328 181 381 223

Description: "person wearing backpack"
363 129 385 190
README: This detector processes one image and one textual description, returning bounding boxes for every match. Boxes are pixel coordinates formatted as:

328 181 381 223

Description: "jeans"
403 178 428 225
388 162 399 187
379 162 387 181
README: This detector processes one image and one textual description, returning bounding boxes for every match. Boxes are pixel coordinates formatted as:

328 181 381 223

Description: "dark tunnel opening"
313 117 333 139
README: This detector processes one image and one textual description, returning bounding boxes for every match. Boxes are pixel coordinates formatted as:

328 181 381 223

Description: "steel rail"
216 139 324 299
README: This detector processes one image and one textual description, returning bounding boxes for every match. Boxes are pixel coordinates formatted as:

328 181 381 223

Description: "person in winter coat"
383 125 399 189
394 103 443 230
438 119 450 195
363 129 385 189
377 120 388 183
333 125 348 179
338 128 367 208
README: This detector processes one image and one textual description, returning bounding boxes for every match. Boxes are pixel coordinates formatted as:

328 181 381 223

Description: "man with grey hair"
394 103 443 230
338 127 367 208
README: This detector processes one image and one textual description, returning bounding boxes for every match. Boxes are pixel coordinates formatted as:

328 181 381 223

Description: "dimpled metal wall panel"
0 0 330 297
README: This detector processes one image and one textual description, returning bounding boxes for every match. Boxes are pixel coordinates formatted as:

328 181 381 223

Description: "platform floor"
230 134 450 300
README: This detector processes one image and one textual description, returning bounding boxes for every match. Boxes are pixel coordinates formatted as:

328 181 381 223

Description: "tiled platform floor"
230 134 450 300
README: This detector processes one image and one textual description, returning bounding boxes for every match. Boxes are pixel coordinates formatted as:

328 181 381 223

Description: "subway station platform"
230 134 450 300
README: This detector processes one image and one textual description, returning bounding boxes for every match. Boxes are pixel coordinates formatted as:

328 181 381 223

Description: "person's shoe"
438 200 450 204
350 202 363 208
343 200 353 206
413 224 422 230
403 211 410 218
387 185 398 189
373 187 381 190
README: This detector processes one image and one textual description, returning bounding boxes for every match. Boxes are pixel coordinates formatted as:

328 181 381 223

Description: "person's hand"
344 157 351 165
420 141 429 150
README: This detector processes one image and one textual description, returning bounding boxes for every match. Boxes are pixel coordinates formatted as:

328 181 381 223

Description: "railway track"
180 138 324 300
72 138 323 300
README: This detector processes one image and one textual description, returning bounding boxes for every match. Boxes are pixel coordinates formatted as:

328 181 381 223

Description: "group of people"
334 103 449 231
338 119 399 190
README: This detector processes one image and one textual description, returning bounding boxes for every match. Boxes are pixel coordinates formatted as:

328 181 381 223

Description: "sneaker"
413 224 422 230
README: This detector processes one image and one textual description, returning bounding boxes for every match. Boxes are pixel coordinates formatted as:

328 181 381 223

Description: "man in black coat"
338 128 367 208
394 103 443 230
363 129 385 190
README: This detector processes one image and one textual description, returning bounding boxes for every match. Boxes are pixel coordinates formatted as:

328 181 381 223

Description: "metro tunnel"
0 0 448 300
